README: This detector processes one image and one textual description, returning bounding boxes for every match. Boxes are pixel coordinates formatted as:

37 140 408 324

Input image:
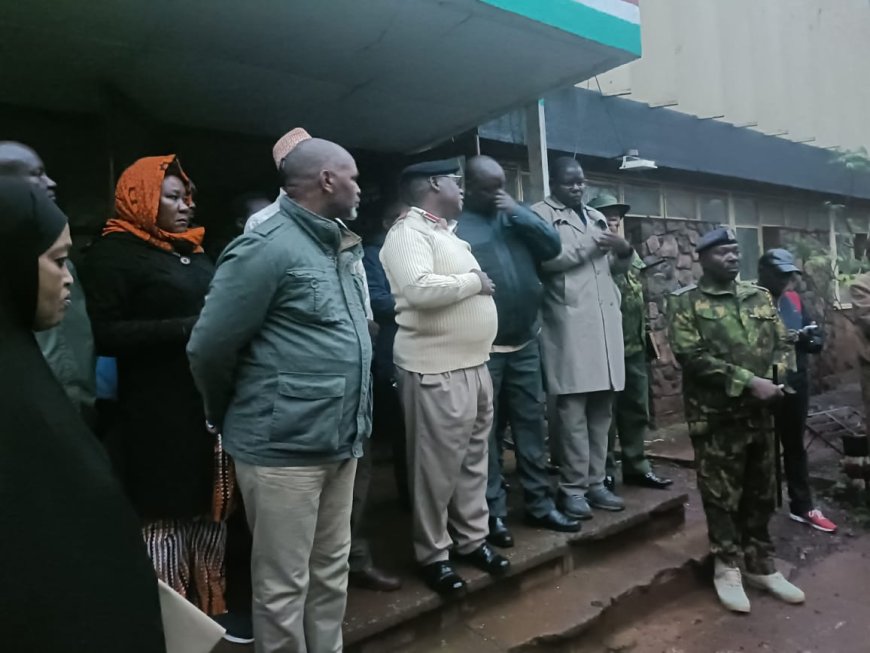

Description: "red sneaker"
789 509 837 533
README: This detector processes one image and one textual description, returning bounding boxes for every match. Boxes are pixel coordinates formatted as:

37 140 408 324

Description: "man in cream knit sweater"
380 159 510 597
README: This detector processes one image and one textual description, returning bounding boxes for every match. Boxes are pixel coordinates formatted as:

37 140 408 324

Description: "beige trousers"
236 459 357 653
396 364 493 566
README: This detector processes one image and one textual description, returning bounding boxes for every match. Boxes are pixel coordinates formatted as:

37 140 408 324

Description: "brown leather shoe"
349 567 403 592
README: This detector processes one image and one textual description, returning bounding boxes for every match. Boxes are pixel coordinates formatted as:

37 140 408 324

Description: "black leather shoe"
623 471 673 489
604 474 616 491
420 561 466 597
487 516 515 548
349 567 403 592
524 509 582 533
455 543 511 576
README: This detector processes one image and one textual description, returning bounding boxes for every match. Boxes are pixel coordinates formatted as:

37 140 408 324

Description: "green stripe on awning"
480 0 642 56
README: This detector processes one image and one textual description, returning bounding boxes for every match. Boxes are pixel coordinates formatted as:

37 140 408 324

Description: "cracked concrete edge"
525 557 706 649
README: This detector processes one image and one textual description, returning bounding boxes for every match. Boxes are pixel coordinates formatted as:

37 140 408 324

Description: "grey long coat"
532 196 631 395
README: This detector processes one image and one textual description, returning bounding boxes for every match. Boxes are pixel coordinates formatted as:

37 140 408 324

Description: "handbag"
211 431 237 522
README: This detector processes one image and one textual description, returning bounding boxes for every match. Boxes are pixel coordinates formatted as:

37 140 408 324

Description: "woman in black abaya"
0 178 165 653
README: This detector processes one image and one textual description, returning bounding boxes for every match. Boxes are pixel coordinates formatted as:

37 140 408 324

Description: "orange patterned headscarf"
103 154 205 254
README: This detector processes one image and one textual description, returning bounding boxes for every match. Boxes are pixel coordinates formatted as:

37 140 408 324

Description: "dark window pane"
737 227 760 280
666 189 696 219
504 166 520 198
624 184 661 216
759 201 785 226
521 172 535 203
700 194 728 223
762 227 782 251
784 203 809 229
855 233 869 259
808 208 829 231
733 196 757 225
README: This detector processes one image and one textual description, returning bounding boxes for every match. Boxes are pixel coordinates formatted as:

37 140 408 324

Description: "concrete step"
345 487 691 652
405 521 710 653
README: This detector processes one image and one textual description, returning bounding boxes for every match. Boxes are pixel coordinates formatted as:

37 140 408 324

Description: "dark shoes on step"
525 509 582 533
349 566 403 592
623 471 673 490
455 543 511 576
420 561 466 597
487 516 514 548
422 544 510 597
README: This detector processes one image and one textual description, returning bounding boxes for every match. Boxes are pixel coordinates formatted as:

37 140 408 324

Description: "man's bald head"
282 138 352 185
466 155 504 184
282 138 361 221
465 155 506 215
0 141 57 201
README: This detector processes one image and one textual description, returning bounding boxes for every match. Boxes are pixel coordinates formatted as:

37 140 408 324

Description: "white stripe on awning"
576 0 640 24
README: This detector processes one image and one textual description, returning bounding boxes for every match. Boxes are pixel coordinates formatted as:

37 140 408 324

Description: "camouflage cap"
696 227 737 253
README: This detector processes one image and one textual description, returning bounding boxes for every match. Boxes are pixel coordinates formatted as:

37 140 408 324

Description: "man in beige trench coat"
533 157 633 519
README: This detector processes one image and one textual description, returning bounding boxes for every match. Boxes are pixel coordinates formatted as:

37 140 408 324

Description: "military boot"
744 571 805 604
713 558 751 613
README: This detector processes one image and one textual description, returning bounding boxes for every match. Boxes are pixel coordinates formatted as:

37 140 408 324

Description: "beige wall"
580 0 870 152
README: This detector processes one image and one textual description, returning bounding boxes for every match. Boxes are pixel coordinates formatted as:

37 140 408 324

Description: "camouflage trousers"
691 419 776 575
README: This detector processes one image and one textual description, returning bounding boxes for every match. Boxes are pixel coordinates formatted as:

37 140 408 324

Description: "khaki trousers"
396 364 493 566
554 391 613 497
236 459 357 653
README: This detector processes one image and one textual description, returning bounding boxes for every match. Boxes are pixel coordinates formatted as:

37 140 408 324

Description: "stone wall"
624 217 719 425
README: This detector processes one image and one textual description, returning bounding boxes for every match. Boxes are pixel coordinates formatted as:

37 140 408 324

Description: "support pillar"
525 99 549 203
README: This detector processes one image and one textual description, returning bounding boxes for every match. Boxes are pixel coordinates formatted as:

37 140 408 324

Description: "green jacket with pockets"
188 196 373 466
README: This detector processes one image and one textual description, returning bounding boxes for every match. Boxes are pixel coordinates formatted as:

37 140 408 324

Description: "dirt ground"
577 531 870 653
573 383 870 653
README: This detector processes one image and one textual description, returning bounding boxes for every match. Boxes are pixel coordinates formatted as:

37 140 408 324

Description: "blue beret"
399 158 460 182
696 227 738 253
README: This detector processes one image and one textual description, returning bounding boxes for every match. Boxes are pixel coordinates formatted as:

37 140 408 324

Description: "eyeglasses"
431 174 463 186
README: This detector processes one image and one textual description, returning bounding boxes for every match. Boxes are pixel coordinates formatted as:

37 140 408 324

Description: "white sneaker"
713 558 751 613
744 571 805 604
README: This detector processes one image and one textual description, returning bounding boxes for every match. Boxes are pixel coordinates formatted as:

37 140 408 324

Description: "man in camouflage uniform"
589 193 672 491
667 227 804 613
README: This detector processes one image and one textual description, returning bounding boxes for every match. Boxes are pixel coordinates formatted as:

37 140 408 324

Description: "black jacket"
80 232 215 520
363 233 398 382
456 205 561 346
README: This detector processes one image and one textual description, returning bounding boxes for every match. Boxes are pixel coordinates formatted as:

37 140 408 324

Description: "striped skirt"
142 516 227 615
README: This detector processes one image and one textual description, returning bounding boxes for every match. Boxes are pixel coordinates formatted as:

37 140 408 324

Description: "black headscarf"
0 178 166 653
0 177 67 329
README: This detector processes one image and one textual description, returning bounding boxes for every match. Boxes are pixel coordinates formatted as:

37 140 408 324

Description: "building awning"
481 86 870 200
0 0 640 153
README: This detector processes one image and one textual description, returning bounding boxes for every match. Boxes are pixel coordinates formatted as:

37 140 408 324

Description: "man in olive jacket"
188 139 371 653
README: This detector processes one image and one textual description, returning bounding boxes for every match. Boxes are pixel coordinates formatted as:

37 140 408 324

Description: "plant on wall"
834 146 870 174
